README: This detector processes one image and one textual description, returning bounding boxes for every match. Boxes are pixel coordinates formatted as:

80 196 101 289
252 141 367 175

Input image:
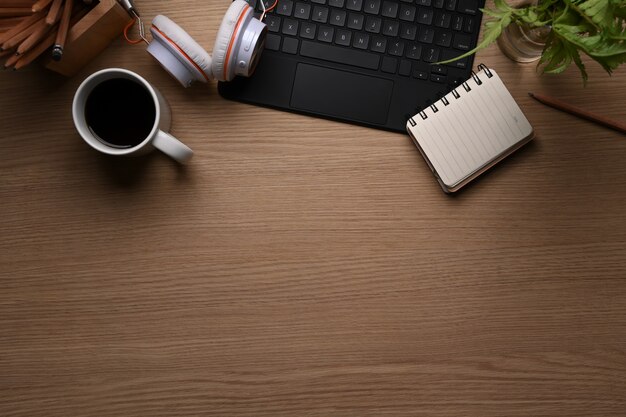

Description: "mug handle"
153 130 193 164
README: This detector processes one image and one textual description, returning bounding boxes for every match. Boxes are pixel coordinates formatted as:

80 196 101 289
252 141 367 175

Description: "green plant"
441 0 626 82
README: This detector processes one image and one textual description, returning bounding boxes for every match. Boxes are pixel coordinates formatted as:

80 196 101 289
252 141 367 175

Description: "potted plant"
443 0 626 82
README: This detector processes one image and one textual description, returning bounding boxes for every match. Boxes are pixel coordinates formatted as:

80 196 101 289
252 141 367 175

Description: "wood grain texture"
1 1 625 416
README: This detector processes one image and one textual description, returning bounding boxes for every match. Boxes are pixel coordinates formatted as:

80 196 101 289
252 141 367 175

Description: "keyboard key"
399 4 416 21
423 46 440 62
406 43 422 60
300 40 380 69
430 64 447 75
364 0 381 14
452 15 463 31
294 2 311 19
381 56 398 73
388 40 404 56
256 0 274 11
311 0 326 3
413 68 428 79
265 15 281 32
430 73 446 83
282 19 298 35
399 59 411 76
312 6 329 22
330 9 347 26
417 0 432 5
464 16 475 33
417 8 433 25
329 0 345 6
365 16 382 33
441 49 468 68
435 12 451 28
265 33 281 50
317 25 334 42
445 0 456 11
335 29 352 45
433 0 444 7
434 30 452 47
300 21 317 39
346 0 363 11
457 0 478 14
370 36 387 52
382 20 399 36
347 13 364 29
400 24 417 40
453 33 471 50
282 37 299 54
277 0 294 16
353 32 370 49
418 27 435 43
381 1 398 18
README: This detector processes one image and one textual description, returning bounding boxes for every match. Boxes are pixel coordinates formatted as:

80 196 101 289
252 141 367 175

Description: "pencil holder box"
45 0 131 76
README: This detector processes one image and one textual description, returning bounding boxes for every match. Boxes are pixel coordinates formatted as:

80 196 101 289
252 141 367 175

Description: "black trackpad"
290 64 394 125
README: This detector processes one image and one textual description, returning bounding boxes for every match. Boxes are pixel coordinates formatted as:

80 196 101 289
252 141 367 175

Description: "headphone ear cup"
148 15 213 87
212 0 252 82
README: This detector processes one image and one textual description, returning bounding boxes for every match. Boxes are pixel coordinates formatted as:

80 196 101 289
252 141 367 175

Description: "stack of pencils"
0 0 95 70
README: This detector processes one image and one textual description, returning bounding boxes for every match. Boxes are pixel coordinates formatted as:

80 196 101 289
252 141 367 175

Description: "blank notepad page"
406 68 533 190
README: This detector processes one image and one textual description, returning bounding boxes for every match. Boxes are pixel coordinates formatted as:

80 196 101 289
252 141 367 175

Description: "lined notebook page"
406 68 533 189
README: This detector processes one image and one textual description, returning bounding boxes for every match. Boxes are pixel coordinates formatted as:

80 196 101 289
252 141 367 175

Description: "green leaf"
434 13 512 65
438 0 626 80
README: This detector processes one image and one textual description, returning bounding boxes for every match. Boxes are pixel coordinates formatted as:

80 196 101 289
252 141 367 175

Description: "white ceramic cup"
72 68 193 164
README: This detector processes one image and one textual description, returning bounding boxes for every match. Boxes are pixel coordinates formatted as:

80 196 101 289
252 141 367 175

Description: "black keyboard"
250 0 479 82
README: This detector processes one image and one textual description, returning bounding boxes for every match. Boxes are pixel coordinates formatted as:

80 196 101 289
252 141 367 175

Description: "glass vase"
497 21 551 63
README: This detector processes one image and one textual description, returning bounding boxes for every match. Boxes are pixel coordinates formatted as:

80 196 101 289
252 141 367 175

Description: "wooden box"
45 0 131 76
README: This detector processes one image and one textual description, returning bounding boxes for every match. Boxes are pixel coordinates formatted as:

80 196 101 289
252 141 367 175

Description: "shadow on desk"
90 151 191 188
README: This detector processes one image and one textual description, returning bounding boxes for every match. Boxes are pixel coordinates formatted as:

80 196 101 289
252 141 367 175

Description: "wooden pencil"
16 15 54 54
2 1 36 7
0 10 42 46
31 0 53 12
1 13 45 50
51 0 70 60
45 0 62 24
0 17 24 30
13 4 85 69
4 50 20 68
529 92 626 135
0 8 33 17
0 47 16 58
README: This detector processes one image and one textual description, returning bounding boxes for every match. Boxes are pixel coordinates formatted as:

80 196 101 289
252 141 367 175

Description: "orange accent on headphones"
223 6 252 81
152 24 211 82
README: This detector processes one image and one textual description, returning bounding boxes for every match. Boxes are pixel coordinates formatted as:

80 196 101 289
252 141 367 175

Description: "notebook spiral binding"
408 63 493 126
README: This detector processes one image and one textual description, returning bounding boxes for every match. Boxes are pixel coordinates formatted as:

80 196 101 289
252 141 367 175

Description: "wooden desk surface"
1 1 625 415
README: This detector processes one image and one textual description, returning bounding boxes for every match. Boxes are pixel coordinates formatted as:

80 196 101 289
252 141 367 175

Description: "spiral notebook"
406 64 534 193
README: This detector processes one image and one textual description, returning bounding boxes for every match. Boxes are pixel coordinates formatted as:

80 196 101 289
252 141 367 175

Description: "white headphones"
145 0 267 87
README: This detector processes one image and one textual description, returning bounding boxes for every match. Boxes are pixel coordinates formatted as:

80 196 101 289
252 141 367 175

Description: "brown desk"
1 1 626 415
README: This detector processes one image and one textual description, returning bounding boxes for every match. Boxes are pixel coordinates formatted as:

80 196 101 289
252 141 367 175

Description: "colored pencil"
0 17 25 30
31 0 53 12
0 7 33 17
16 15 54 54
1 13 45 50
0 47 16 58
0 11 43 46
4 50 20 68
2 0 36 7
529 92 626 135
13 4 86 69
51 0 70 60
45 0 62 25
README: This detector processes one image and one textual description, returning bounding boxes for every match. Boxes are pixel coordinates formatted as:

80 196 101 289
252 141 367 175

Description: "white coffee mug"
72 68 193 164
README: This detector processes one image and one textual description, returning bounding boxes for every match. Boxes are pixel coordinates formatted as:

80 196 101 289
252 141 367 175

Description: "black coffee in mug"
85 78 156 149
